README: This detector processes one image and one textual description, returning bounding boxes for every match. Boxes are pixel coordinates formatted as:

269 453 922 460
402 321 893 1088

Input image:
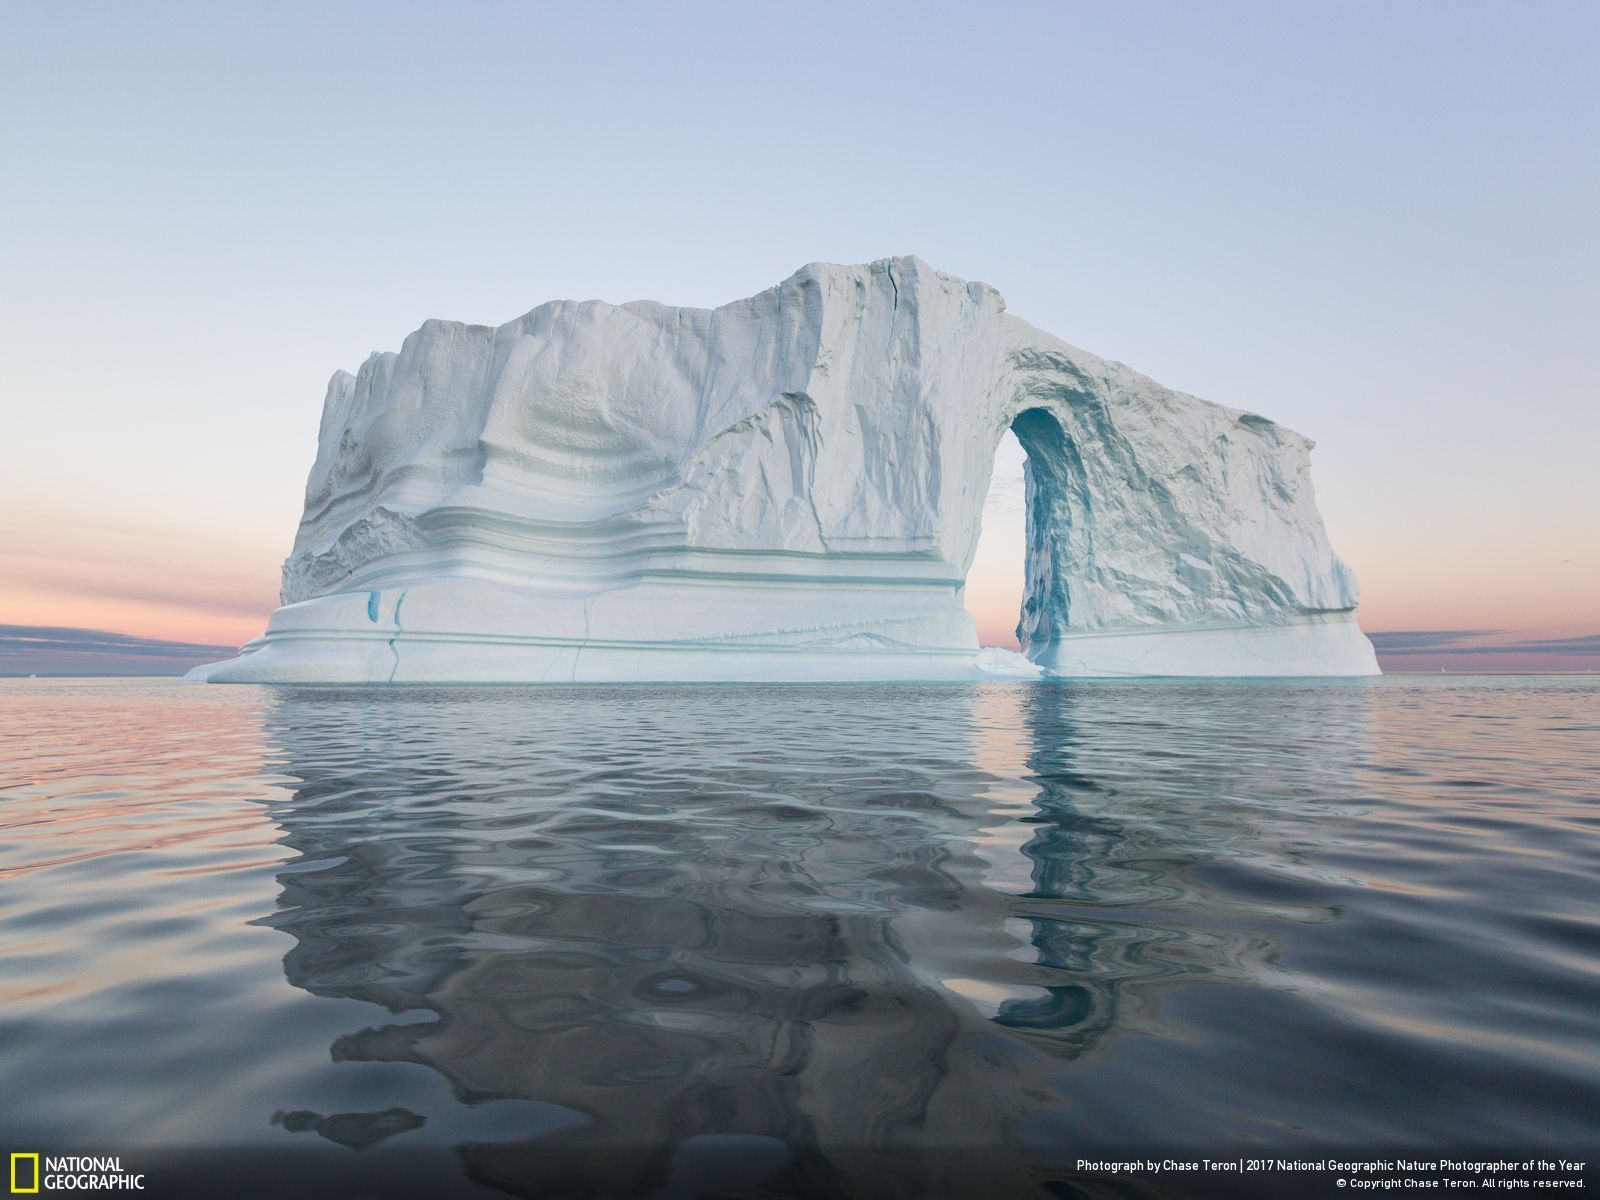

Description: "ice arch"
963 412 1076 660
192 257 1379 683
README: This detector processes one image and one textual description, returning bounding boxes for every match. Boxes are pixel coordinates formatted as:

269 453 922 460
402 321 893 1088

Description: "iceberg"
191 257 1378 683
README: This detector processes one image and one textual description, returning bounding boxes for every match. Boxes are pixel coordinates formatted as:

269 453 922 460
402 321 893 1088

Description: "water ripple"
0 676 1596 1197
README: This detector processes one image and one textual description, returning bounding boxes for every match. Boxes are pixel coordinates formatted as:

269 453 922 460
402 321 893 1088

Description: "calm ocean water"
1 677 1596 1198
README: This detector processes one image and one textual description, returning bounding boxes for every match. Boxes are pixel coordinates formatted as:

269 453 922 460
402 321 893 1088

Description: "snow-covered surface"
192 257 1378 683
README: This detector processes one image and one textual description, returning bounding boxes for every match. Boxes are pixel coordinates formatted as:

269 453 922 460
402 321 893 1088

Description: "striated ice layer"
191 257 1378 683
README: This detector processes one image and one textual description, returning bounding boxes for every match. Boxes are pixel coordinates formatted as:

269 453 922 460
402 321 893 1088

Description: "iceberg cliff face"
194 257 1378 682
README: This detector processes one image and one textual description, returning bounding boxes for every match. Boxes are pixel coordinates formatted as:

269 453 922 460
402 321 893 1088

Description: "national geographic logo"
8 1155 145 1192
8 1156 37 1194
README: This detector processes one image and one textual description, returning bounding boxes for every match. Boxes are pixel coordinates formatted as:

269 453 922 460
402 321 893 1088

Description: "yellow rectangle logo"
10 1153 40 1194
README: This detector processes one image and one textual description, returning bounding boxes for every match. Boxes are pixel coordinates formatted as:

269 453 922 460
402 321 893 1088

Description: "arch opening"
965 408 1074 659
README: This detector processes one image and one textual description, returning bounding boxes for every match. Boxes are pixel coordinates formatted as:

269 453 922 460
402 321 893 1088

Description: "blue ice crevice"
386 589 407 683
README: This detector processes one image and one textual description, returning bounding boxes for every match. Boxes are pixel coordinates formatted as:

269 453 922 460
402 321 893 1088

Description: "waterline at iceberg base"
193 258 1378 683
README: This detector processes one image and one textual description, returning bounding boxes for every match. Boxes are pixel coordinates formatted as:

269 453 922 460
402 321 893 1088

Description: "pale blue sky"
2 1 1596 668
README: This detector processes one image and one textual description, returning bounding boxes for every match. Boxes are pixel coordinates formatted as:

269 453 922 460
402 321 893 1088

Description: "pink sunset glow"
2 417 1594 676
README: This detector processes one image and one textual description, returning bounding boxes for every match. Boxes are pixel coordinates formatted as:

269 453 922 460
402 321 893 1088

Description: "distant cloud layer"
0 624 238 676
1366 629 1502 651
1369 629 1599 656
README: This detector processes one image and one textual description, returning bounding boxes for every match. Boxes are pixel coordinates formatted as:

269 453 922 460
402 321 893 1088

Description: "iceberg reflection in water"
0 678 1596 1198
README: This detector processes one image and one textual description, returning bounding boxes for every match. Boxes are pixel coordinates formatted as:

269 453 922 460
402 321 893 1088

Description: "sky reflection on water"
1 678 1596 1197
